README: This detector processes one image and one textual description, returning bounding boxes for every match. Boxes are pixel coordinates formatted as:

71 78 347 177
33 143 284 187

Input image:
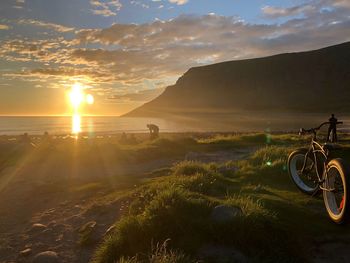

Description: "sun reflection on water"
68 83 94 135
72 114 81 134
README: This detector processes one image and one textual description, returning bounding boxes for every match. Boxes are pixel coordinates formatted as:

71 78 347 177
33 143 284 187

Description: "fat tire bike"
287 121 350 224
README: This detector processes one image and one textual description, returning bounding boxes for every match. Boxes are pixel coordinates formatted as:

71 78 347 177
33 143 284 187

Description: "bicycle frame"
301 139 328 184
300 121 342 192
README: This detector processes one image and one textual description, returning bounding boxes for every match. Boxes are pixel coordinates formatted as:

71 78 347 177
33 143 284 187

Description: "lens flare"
86 94 94 105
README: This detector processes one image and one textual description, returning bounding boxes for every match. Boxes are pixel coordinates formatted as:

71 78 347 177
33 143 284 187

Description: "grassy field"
2 132 350 263
87 133 350 262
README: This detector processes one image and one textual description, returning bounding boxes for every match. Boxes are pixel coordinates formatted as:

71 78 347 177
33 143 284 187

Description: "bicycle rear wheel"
288 149 319 195
323 158 350 224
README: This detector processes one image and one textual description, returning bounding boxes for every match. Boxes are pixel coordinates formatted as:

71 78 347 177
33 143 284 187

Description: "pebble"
20 248 32 257
33 251 59 263
30 223 47 232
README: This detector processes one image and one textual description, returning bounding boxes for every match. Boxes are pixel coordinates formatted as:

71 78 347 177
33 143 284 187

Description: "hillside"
124 42 350 118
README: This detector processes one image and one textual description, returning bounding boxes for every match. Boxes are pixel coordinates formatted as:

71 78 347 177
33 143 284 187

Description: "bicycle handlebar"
299 121 343 136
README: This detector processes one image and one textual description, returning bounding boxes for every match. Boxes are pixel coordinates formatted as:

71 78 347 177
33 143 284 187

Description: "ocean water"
1 114 349 135
0 116 185 135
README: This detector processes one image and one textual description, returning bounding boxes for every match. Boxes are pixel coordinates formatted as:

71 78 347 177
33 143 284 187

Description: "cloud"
4 0 350 97
261 4 315 18
332 0 350 8
108 88 165 102
0 37 78 64
3 66 116 88
262 0 350 19
130 1 150 9
90 0 122 17
169 0 188 5
17 19 74 32
0 24 10 30
72 3 350 85
13 0 25 9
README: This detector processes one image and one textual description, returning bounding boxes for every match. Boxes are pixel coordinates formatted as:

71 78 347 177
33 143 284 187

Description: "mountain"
124 42 350 118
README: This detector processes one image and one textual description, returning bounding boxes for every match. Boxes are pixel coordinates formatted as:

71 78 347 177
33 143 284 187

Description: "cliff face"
124 42 350 117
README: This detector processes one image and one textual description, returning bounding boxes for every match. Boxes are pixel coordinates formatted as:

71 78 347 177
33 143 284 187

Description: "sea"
1 114 349 135
0 116 187 135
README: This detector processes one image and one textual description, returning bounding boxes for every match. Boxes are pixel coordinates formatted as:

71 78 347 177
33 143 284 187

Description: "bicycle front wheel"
323 158 350 224
288 149 319 195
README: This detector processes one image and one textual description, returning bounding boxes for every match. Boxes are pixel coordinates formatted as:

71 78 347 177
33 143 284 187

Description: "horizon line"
0 114 123 117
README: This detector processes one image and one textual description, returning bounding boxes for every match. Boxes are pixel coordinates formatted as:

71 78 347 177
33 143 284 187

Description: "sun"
69 83 94 111
69 83 84 110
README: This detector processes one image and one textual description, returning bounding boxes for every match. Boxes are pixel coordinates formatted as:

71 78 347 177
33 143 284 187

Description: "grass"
92 140 323 263
116 240 196 263
4 132 350 262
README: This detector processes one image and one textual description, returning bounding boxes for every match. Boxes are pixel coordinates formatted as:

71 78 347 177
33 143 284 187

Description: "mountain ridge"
124 41 350 118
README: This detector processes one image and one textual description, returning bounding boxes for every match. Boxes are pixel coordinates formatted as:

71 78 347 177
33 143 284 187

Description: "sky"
0 0 349 116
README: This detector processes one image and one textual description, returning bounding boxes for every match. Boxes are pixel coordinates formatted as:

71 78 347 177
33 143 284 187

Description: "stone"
79 221 96 233
30 223 47 232
33 251 59 263
211 205 243 223
20 248 32 256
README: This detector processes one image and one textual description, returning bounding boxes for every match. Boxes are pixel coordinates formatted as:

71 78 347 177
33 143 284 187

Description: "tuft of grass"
116 240 196 263
225 194 273 218
172 161 215 176
92 187 212 263
234 145 295 189
148 240 196 263
198 133 268 148
250 145 290 166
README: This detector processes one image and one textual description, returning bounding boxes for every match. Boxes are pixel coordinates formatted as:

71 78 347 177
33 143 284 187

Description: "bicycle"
287 121 350 224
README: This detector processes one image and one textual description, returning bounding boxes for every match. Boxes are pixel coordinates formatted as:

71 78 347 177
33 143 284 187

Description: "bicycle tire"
323 158 350 224
288 149 319 195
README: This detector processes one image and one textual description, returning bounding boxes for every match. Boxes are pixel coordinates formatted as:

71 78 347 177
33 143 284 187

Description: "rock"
105 225 116 236
55 234 64 242
20 248 32 256
30 223 47 232
211 205 243 223
33 251 59 263
79 221 96 233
